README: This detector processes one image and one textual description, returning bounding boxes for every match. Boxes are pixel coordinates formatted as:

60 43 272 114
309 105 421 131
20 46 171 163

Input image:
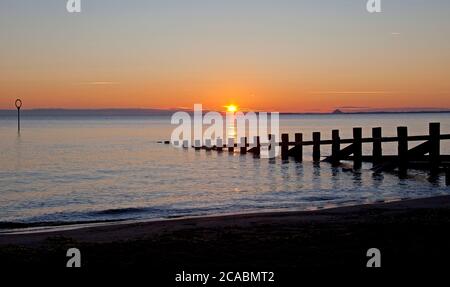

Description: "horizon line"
1 108 450 115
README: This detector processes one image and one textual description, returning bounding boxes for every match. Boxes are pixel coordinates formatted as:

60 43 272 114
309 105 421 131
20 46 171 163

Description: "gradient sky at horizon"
1 0 449 112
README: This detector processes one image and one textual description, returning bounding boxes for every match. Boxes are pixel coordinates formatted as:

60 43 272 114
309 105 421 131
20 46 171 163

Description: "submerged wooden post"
268 134 276 159
268 134 272 153
313 132 321 162
397 126 408 172
331 129 340 166
294 133 303 162
429 123 440 172
246 136 261 156
240 137 247 154
205 139 212 151
194 139 201 151
255 136 261 156
372 127 382 165
281 134 289 160
228 138 234 153
353 127 362 168
216 138 223 152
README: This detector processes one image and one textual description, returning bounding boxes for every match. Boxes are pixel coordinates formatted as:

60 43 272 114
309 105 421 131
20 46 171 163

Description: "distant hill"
332 109 344 114
0 109 176 117
330 107 450 114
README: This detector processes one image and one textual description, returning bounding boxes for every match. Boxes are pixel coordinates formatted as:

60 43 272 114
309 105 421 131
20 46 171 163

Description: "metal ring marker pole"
15 99 22 132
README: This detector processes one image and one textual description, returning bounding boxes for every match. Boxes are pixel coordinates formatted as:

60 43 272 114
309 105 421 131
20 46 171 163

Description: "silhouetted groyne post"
429 122 440 173
228 138 235 153
331 129 340 166
217 138 223 152
313 132 321 162
195 140 201 151
268 134 275 157
205 139 212 151
240 137 247 154
353 128 362 169
372 127 383 166
255 136 261 156
294 133 303 162
281 134 289 160
397 126 408 174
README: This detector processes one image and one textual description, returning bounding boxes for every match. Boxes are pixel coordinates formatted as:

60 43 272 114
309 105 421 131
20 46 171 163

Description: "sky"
0 0 449 112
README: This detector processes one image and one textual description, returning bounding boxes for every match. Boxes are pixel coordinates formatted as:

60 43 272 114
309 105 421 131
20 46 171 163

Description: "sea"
1 112 450 225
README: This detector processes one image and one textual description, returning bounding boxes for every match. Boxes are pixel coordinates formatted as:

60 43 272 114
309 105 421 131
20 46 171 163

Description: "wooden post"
255 136 261 156
268 134 272 153
353 128 362 168
205 139 212 151
429 123 440 172
240 137 247 154
228 138 234 153
313 132 321 162
268 134 276 159
372 127 382 165
194 139 201 151
331 130 340 166
397 126 408 172
281 134 289 160
217 138 223 152
294 133 303 162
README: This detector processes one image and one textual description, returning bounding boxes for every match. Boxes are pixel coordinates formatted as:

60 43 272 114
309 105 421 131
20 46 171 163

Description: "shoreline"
1 194 450 271
0 195 438 236
1 194 450 245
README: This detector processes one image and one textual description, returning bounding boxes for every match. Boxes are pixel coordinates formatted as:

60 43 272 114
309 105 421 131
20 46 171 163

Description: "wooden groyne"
162 122 450 185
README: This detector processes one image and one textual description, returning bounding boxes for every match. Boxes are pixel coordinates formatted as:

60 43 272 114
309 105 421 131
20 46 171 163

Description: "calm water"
1 113 450 224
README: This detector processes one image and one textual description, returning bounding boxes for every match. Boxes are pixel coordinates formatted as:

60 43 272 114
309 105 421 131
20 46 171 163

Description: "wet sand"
1 195 450 275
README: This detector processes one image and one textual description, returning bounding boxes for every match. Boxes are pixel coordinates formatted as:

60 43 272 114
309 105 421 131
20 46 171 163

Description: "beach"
1 195 450 275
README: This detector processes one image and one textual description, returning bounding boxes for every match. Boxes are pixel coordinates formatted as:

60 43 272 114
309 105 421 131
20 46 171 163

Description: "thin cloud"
79 81 121 86
336 106 371 109
310 91 392 95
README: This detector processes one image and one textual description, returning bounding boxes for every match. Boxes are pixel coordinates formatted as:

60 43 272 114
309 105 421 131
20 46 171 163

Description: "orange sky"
1 1 450 112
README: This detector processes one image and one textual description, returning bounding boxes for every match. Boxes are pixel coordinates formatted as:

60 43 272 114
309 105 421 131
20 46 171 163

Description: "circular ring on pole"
15 99 22 110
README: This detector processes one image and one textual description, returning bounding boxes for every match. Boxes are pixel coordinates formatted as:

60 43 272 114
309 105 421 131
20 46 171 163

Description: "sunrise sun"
225 105 238 113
